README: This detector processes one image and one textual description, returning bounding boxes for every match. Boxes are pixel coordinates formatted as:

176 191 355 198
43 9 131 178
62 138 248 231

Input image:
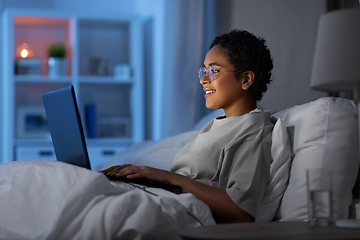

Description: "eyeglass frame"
198 66 239 83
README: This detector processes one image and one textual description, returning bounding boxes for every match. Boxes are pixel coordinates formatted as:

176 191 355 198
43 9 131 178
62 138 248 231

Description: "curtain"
160 0 206 138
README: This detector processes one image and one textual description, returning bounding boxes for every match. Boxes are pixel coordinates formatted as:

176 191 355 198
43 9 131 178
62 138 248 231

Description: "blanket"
0 160 215 240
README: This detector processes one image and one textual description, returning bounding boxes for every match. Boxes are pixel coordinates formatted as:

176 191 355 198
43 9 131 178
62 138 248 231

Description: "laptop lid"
42 85 182 194
42 85 92 170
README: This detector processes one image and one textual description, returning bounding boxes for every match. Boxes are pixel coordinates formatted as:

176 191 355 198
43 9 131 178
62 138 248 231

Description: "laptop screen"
42 85 91 170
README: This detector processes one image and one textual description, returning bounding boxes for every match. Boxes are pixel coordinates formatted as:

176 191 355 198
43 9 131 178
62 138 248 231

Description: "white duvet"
0 160 215 240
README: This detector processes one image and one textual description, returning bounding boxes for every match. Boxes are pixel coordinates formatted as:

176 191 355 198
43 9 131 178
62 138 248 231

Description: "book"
85 104 96 138
15 58 43 75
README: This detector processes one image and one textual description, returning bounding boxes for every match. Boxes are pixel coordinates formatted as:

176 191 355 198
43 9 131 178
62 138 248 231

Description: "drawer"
87 146 126 170
16 146 56 161
15 146 125 170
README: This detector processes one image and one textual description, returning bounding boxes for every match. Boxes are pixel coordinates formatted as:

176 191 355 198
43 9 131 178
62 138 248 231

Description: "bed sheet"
0 160 215 240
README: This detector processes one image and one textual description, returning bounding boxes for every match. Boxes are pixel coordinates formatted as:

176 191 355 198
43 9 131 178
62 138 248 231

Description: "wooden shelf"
1 9 144 163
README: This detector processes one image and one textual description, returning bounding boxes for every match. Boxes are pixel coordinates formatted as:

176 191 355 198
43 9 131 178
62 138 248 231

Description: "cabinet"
1 9 144 165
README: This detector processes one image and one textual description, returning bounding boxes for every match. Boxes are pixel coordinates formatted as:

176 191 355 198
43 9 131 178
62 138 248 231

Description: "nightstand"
179 222 360 240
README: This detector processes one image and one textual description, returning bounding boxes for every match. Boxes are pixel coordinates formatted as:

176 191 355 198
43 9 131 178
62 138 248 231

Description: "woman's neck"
223 99 257 117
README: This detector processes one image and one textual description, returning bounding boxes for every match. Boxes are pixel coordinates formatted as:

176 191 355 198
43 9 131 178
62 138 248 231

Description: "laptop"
42 85 181 194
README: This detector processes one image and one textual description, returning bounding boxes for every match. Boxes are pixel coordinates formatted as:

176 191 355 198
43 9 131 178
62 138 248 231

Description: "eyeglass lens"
198 67 216 82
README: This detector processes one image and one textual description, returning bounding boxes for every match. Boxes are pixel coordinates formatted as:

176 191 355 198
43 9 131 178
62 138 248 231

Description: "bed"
0 97 358 239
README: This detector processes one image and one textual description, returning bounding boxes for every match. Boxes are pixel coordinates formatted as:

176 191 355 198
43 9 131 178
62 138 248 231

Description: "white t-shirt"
170 110 273 219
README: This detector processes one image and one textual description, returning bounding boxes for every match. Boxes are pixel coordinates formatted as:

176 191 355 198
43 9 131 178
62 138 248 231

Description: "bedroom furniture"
179 222 360 240
310 7 360 229
0 8 145 166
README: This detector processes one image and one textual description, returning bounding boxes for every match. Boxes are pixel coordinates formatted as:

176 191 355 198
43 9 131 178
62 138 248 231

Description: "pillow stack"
272 97 359 221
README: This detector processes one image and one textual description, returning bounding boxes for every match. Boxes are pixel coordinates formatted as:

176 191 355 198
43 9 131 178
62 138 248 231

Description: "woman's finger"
100 164 131 174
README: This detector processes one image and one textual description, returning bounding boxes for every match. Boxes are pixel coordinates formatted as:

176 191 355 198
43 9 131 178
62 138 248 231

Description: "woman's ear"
241 71 255 90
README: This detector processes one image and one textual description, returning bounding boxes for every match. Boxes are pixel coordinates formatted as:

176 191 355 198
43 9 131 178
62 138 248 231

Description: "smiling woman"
197 30 273 117
102 29 274 223
199 45 255 117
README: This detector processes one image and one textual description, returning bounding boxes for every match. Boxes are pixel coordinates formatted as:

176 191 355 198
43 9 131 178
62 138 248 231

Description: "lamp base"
335 219 360 229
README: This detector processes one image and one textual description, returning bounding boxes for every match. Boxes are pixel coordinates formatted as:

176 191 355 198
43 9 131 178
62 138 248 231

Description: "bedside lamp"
310 7 360 229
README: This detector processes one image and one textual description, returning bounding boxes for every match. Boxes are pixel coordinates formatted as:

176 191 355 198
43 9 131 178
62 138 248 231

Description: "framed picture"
16 106 50 139
113 64 131 81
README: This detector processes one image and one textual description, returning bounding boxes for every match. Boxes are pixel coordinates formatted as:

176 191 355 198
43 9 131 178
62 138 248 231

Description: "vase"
48 57 68 78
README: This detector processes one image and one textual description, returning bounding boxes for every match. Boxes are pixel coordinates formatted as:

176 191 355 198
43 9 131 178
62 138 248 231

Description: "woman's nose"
200 75 209 85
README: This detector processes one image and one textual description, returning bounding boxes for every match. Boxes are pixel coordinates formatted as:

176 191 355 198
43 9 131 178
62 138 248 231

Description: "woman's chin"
205 103 220 110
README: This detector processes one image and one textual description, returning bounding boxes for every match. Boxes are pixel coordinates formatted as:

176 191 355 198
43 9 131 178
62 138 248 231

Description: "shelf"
78 19 130 76
78 76 133 84
14 75 133 84
1 9 144 164
86 138 133 147
15 75 72 83
15 138 53 147
14 16 69 28
15 137 132 147
13 15 71 77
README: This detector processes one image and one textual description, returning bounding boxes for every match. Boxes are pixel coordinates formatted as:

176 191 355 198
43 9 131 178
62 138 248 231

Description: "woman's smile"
204 88 216 98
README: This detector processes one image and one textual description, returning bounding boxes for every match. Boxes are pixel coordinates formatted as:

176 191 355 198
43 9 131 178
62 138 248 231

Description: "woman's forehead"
204 45 232 67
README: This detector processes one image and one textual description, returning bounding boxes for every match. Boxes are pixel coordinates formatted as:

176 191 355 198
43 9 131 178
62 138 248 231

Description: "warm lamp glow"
19 43 33 58
20 49 29 58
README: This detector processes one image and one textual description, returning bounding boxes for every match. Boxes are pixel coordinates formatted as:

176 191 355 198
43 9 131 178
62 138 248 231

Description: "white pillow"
192 109 224 131
256 119 292 222
101 131 197 171
272 97 359 221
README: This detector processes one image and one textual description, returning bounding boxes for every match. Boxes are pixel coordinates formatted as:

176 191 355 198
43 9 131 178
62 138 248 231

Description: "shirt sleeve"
224 126 272 219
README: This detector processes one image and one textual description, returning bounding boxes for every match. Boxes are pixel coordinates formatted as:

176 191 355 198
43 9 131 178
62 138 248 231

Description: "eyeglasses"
198 66 237 82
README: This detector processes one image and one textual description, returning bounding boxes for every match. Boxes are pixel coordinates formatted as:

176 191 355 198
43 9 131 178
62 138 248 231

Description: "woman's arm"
101 165 253 223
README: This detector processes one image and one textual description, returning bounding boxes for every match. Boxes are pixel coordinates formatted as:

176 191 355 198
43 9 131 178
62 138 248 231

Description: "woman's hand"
100 165 179 185
100 164 132 176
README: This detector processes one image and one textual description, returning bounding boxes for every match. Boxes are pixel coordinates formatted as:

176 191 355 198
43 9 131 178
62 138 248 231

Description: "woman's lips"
204 89 216 98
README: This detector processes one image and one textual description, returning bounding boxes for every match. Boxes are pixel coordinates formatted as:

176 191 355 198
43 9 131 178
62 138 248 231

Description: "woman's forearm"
171 174 253 223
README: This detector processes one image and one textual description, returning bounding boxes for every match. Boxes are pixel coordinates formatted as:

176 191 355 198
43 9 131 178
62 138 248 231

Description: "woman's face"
200 45 248 117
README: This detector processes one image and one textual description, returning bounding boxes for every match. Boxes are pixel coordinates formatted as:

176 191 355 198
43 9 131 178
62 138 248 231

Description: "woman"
102 29 274 223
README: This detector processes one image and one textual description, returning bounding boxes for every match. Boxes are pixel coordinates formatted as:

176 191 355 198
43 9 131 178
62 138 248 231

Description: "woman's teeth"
205 90 215 98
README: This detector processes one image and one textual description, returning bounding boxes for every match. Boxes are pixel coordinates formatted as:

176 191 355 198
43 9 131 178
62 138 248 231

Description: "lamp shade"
310 8 360 92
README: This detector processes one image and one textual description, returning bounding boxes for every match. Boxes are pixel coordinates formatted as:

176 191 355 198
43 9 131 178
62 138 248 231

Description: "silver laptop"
42 85 181 194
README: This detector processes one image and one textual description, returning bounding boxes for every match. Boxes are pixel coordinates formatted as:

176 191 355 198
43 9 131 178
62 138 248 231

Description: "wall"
215 0 327 110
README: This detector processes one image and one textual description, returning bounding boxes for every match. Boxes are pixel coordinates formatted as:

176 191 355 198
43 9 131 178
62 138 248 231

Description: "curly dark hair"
210 29 273 101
